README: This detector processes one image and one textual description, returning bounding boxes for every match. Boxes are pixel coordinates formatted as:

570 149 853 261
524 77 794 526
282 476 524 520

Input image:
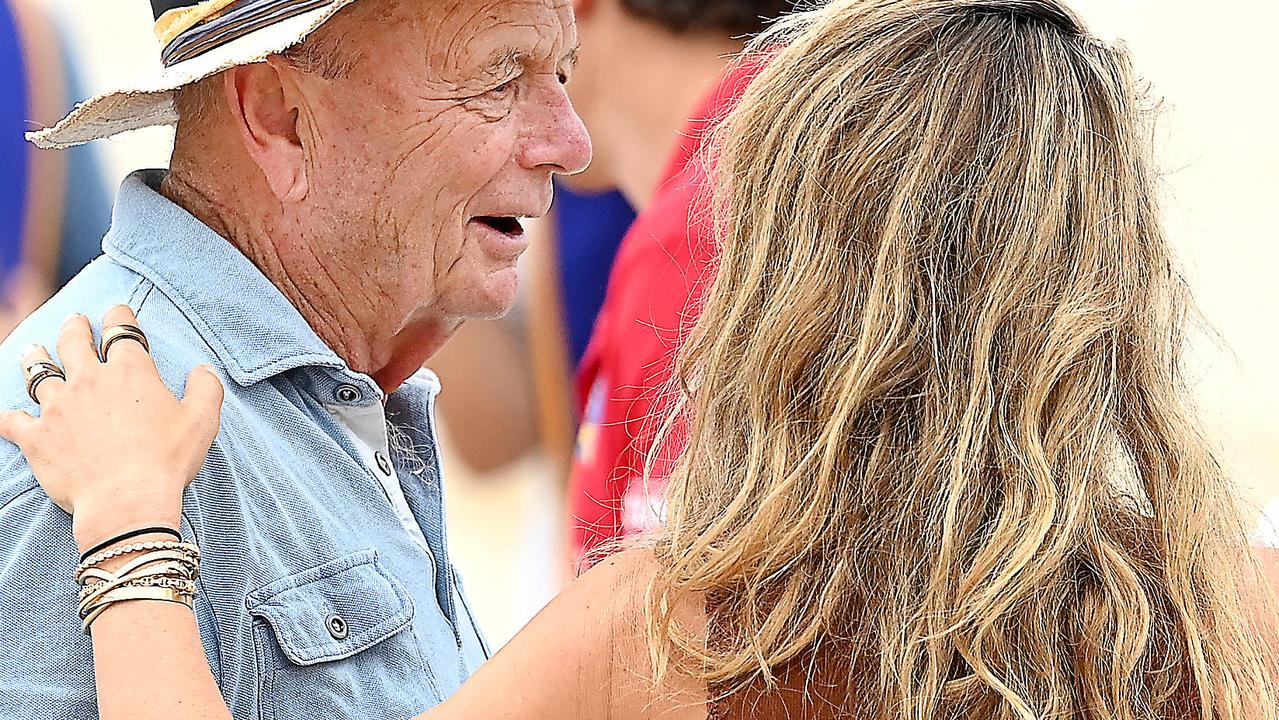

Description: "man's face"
296 0 591 323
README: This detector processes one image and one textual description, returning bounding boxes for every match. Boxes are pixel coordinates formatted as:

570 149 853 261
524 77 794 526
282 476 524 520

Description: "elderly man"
0 0 589 718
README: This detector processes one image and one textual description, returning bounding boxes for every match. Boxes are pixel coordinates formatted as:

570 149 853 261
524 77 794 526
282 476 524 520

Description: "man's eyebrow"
484 44 578 76
485 47 528 76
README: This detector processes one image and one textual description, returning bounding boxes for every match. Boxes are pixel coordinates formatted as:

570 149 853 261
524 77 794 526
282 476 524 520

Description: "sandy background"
21 0 1279 644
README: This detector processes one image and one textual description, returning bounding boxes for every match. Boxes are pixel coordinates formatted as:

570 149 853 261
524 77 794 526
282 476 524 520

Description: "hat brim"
27 0 359 149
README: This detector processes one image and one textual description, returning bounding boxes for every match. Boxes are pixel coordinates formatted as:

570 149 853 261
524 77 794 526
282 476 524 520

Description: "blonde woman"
3 0 1277 718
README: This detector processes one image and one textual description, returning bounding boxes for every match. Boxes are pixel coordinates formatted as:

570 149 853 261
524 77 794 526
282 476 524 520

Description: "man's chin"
474 273 521 319
438 269 521 321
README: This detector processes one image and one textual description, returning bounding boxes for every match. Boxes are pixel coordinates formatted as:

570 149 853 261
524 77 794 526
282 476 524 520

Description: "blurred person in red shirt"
565 0 795 562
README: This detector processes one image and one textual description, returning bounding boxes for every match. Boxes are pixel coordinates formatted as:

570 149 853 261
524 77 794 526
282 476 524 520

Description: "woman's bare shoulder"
425 548 708 720
1259 547 1279 594
560 548 709 718
1249 547 1279 646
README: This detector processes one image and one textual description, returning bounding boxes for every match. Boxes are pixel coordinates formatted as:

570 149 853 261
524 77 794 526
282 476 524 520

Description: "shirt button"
375 451 393 476
325 614 348 640
335 384 362 403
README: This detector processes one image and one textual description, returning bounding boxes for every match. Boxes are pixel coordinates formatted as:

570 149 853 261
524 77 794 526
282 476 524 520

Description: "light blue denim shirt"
0 170 489 720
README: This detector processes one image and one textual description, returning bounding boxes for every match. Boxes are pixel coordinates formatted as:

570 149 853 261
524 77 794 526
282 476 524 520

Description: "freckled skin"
289 0 590 354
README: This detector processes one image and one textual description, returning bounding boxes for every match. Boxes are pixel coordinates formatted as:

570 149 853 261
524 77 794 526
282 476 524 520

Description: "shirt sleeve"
0 453 99 719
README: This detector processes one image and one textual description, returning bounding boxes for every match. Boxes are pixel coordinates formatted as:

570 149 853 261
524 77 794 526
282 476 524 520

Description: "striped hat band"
152 0 335 67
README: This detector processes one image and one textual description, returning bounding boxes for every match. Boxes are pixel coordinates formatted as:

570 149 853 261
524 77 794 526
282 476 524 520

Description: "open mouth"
473 216 525 237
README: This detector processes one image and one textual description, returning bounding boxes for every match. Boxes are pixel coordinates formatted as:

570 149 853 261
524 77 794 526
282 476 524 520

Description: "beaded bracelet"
78 550 199 589
75 541 200 581
78 527 181 563
74 536 202 633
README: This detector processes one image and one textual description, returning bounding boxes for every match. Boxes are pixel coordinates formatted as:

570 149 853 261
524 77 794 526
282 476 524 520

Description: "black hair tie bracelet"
79 526 182 563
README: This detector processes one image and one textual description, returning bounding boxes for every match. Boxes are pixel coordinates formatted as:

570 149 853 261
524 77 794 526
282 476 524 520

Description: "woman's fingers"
56 313 99 374
100 305 156 370
0 410 35 444
102 304 139 329
181 365 224 447
20 343 66 406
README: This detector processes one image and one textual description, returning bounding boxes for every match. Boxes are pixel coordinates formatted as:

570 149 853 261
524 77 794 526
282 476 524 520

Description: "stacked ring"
24 360 66 405
100 324 151 362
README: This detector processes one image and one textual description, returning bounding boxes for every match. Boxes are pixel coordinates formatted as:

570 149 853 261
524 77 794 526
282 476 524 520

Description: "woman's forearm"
90 599 231 720
76 526 231 720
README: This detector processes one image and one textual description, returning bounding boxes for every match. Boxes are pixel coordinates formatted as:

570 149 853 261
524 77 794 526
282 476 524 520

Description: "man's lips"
468 216 529 262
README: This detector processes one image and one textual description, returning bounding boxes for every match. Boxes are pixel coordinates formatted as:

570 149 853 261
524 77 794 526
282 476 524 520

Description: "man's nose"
520 81 593 176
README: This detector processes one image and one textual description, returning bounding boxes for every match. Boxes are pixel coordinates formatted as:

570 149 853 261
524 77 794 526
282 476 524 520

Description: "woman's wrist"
72 489 185 554
78 532 187 573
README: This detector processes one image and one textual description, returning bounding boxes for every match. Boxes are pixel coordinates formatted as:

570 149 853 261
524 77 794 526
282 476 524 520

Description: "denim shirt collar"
102 170 378 394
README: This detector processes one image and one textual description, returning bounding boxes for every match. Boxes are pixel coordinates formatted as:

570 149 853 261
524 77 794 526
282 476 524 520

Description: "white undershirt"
325 401 432 555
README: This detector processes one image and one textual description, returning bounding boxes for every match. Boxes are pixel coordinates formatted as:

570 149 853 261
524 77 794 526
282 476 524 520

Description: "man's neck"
594 31 741 210
160 168 452 395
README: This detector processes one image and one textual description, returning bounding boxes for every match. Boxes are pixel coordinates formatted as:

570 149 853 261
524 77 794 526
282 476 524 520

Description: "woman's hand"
0 305 224 552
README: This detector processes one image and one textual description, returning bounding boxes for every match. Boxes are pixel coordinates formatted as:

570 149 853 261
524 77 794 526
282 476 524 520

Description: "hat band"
154 0 239 46
160 0 336 67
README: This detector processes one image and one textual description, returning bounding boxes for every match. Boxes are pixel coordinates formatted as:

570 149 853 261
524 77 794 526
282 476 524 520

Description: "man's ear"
572 0 596 20
222 60 308 202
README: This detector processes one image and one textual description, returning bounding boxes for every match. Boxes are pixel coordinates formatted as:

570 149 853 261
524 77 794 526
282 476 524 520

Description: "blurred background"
2 0 1276 647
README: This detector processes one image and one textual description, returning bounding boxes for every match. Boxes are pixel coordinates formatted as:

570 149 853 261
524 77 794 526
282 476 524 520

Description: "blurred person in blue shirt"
0 0 111 337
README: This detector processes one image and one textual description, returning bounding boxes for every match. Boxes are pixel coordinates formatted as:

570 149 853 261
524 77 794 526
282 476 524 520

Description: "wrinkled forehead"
385 0 576 80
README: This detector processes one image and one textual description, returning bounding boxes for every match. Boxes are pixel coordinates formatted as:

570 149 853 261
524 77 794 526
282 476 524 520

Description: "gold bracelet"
77 548 199 586
78 561 197 605
129 576 197 593
81 586 194 634
76 541 200 579
78 539 200 569
74 542 202 632
79 558 198 616
78 552 200 620
80 577 196 606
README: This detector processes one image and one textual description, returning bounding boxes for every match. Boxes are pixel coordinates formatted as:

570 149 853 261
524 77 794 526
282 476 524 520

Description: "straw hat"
27 0 360 150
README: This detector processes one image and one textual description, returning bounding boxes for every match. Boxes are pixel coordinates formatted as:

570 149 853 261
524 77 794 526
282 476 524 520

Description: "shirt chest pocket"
246 550 441 720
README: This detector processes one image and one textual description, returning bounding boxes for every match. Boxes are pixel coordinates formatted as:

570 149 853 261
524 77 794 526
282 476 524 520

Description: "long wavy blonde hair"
646 0 1279 717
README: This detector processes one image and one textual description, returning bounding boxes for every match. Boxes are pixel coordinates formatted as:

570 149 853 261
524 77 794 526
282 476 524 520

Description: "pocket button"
325 614 349 640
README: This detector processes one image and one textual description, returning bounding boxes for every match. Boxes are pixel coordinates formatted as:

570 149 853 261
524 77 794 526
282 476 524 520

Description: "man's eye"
557 71 569 85
491 80 515 96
